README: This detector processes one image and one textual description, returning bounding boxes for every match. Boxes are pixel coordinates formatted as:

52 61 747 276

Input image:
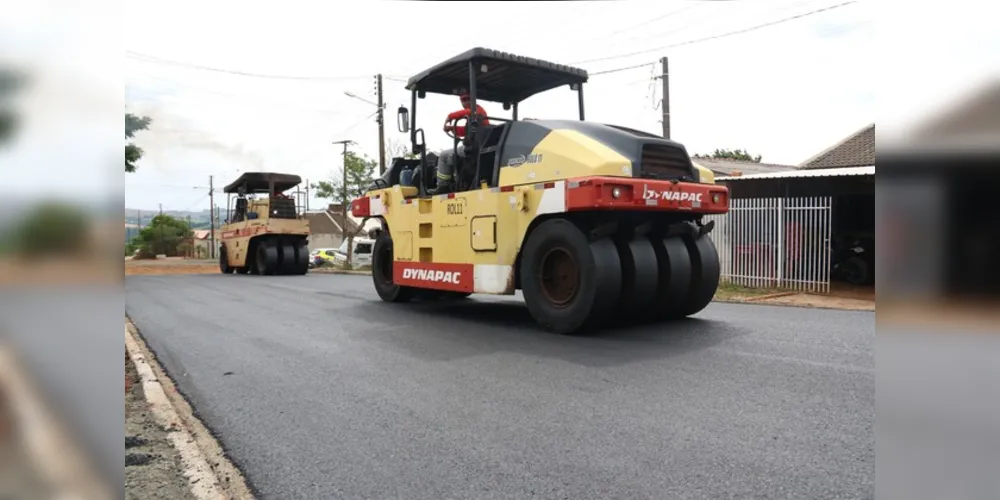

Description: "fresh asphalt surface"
125 273 874 500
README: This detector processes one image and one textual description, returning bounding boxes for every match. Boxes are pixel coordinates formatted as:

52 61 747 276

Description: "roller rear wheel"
677 234 721 317
521 219 621 335
256 240 279 276
293 240 310 275
278 241 298 275
614 238 659 321
648 237 692 320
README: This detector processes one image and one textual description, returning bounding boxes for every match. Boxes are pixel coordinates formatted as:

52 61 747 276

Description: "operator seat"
234 198 248 222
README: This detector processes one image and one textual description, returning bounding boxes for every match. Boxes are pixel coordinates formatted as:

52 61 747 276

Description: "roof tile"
800 124 876 169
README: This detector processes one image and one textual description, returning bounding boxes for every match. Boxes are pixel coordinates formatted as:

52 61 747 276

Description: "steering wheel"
443 115 467 140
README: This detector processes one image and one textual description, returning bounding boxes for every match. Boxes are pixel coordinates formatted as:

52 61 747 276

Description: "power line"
573 0 860 66
586 4 700 44
334 109 381 139
125 85 350 116
590 62 657 77
126 51 373 81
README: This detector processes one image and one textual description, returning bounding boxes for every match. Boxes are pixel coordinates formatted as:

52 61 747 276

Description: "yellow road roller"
351 48 730 334
218 172 311 275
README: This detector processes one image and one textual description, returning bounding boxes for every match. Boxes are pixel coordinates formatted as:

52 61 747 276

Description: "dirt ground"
713 282 876 311
125 258 219 276
0 388 52 499
125 350 196 500
752 293 876 311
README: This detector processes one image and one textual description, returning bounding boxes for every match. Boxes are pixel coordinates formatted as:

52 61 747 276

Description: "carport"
716 166 875 290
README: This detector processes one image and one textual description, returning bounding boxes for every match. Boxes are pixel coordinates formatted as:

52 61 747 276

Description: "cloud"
119 0 888 207
127 102 267 174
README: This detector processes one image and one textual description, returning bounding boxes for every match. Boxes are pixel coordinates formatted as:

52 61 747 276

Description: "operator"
433 90 489 194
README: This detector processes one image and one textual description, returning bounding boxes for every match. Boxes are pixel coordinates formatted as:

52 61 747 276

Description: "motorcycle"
832 237 870 285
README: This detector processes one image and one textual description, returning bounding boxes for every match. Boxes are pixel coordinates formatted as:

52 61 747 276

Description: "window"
355 243 373 254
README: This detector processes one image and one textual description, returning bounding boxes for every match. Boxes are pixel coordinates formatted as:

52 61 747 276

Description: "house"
706 124 876 293
799 123 875 170
692 158 799 179
879 82 1000 300
304 203 364 251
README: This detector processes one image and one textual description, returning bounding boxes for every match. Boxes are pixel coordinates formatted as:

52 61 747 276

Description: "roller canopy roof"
406 47 589 104
223 172 302 193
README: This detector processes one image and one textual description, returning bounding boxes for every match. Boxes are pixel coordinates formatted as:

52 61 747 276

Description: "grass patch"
713 281 787 302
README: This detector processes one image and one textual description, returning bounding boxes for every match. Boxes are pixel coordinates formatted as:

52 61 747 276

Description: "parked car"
309 248 339 268
331 238 374 269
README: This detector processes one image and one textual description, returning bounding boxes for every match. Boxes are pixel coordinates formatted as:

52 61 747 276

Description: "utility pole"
332 139 355 268
660 57 671 140
305 178 310 212
209 175 216 259
157 203 163 256
375 74 386 175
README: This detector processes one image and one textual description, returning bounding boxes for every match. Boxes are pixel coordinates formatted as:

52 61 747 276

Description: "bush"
9 202 91 258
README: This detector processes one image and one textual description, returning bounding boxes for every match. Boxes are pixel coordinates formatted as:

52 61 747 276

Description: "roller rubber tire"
256 241 279 276
520 219 622 335
648 236 693 321
219 245 234 274
294 241 310 275
677 234 721 317
613 238 660 322
278 241 297 275
371 231 414 302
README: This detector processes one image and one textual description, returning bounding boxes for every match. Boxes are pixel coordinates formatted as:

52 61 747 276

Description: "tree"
5 201 92 258
126 112 152 173
130 214 192 258
311 149 378 268
694 148 762 163
311 150 377 205
386 137 418 160
0 69 26 145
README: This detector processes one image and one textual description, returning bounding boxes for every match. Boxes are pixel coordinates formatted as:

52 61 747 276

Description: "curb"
0 345 115 499
310 269 372 276
125 324 231 500
743 291 800 302
713 296 876 312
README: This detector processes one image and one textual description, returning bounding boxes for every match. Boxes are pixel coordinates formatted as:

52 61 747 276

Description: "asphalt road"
125 273 874 500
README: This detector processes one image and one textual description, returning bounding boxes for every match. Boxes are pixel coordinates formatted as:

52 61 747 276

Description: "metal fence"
705 197 833 293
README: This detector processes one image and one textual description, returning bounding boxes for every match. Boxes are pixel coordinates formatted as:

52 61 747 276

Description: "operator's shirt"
447 105 490 138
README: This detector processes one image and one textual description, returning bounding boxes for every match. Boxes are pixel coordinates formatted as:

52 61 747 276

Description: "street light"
343 78 387 175
332 139 357 268
344 91 381 108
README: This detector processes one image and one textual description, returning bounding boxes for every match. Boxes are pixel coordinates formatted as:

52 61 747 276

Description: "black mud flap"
697 219 716 238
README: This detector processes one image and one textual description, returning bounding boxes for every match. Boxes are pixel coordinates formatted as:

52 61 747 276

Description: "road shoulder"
125 319 255 500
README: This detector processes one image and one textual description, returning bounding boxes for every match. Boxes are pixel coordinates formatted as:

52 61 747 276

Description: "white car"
332 238 374 269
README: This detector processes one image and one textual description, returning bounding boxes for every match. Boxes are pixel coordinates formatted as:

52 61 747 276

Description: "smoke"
127 102 267 173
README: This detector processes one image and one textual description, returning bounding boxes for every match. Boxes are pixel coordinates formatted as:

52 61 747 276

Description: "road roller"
218 172 310 276
350 47 730 334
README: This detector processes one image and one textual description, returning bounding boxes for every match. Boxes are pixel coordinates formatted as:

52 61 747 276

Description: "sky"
116 0 886 210
4 0 995 211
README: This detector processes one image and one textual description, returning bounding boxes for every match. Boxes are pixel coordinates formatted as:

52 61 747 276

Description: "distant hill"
124 207 230 229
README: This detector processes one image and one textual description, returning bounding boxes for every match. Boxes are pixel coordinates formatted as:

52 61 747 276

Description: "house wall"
308 233 343 251
713 175 878 288
721 176 874 199
192 239 212 259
